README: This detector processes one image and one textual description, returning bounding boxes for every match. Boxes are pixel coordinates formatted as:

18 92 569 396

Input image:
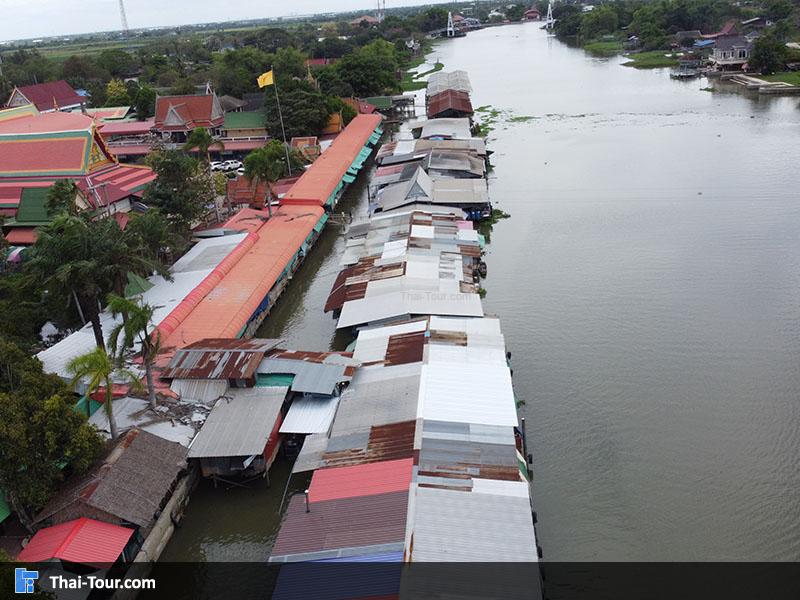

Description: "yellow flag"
257 70 274 88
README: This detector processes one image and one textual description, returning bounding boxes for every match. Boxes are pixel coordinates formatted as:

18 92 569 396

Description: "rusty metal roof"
385 331 425 366
427 90 474 119
161 338 282 380
269 490 408 562
322 420 417 469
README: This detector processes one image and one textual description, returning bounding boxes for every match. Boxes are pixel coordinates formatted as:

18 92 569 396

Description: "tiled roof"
154 94 224 131
9 80 84 111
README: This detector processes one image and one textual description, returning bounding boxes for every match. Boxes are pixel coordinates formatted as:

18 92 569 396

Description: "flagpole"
271 73 293 177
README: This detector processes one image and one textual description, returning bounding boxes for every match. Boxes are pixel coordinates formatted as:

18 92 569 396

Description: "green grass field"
584 40 623 57
759 71 800 85
622 50 680 69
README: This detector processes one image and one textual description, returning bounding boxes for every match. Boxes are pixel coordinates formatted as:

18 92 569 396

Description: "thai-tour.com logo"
14 567 155 594
14 568 38 594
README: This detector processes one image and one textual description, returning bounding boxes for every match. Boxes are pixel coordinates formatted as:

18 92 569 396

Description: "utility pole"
545 1 555 31
447 11 455 37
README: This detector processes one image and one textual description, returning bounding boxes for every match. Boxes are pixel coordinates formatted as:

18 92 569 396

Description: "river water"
162 24 800 564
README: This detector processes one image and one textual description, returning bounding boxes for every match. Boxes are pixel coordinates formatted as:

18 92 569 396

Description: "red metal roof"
161 338 282 380
427 90 474 119
11 80 84 111
155 205 324 353
222 207 272 232
309 458 413 503
17 517 133 565
282 114 382 206
270 490 409 560
5 227 37 245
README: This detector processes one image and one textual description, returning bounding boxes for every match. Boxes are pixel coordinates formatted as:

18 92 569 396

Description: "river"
162 24 800 564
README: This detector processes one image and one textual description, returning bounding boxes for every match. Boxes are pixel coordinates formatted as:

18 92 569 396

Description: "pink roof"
219 139 269 151
17 517 133 565
282 114 382 206
155 94 223 131
99 118 154 136
308 458 413 503
0 138 89 174
155 205 324 354
11 80 84 111
222 208 272 233
107 144 151 156
0 110 91 135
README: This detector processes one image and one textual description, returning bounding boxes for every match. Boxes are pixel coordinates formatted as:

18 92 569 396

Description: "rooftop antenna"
118 0 130 35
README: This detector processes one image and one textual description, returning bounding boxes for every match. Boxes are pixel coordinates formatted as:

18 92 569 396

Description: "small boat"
671 69 701 80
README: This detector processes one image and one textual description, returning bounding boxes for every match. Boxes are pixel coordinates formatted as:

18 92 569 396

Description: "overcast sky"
0 0 454 42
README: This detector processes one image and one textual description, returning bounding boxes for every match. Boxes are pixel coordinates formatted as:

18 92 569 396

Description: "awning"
279 396 339 434
17 517 134 565
313 213 329 233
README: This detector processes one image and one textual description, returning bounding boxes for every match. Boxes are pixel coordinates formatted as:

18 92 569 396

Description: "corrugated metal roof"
279 395 340 434
17 517 134 565
188 387 288 458
352 320 429 363
269 490 408 562
308 458 413 503
427 90 474 119
258 356 352 395
426 70 473 96
412 118 472 140
418 362 518 427
322 421 416 468
330 364 422 437
162 338 282 380
404 482 538 562
292 432 330 473
170 378 229 404
272 561 402 600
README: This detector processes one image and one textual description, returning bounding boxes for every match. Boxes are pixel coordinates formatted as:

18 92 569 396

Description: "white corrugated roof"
404 481 538 562
417 362 518 427
279 395 340 434
337 289 483 329
188 387 287 458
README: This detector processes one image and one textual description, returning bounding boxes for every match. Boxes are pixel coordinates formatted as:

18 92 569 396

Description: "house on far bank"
153 92 224 143
710 36 753 70
349 14 380 27
741 16 771 30
4 80 84 113
524 8 542 20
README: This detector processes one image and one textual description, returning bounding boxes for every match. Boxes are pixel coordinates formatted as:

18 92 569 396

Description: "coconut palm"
107 294 161 411
68 347 142 439
183 127 224 164
27 214 113 350
244 140 301 218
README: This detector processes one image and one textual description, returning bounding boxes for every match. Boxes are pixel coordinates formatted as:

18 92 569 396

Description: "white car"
237 167 246 176
222 160 242 171
210 161 225 171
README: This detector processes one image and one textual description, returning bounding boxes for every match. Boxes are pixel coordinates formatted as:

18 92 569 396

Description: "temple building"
0 105 155 245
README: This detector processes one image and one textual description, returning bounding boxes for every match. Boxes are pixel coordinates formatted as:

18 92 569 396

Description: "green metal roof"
224 111 266 130
15 187 51 225
363 96 392 110
257 373 295 387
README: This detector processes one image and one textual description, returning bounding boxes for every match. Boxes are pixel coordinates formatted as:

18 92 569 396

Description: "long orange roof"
156 205 324 354
282 114 382 206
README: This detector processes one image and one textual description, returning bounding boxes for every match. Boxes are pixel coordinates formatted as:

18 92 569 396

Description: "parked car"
237 167 246 177
222 160 242 171
210 161 225 172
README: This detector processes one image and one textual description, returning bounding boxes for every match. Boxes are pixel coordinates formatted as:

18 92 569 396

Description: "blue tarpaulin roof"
694 39 715 48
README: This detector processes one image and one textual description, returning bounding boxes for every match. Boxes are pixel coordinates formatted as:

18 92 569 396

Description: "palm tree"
27 214 113 350
68 347 142 440
107 294 161 411
244 140 300 218
183 127 224 164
